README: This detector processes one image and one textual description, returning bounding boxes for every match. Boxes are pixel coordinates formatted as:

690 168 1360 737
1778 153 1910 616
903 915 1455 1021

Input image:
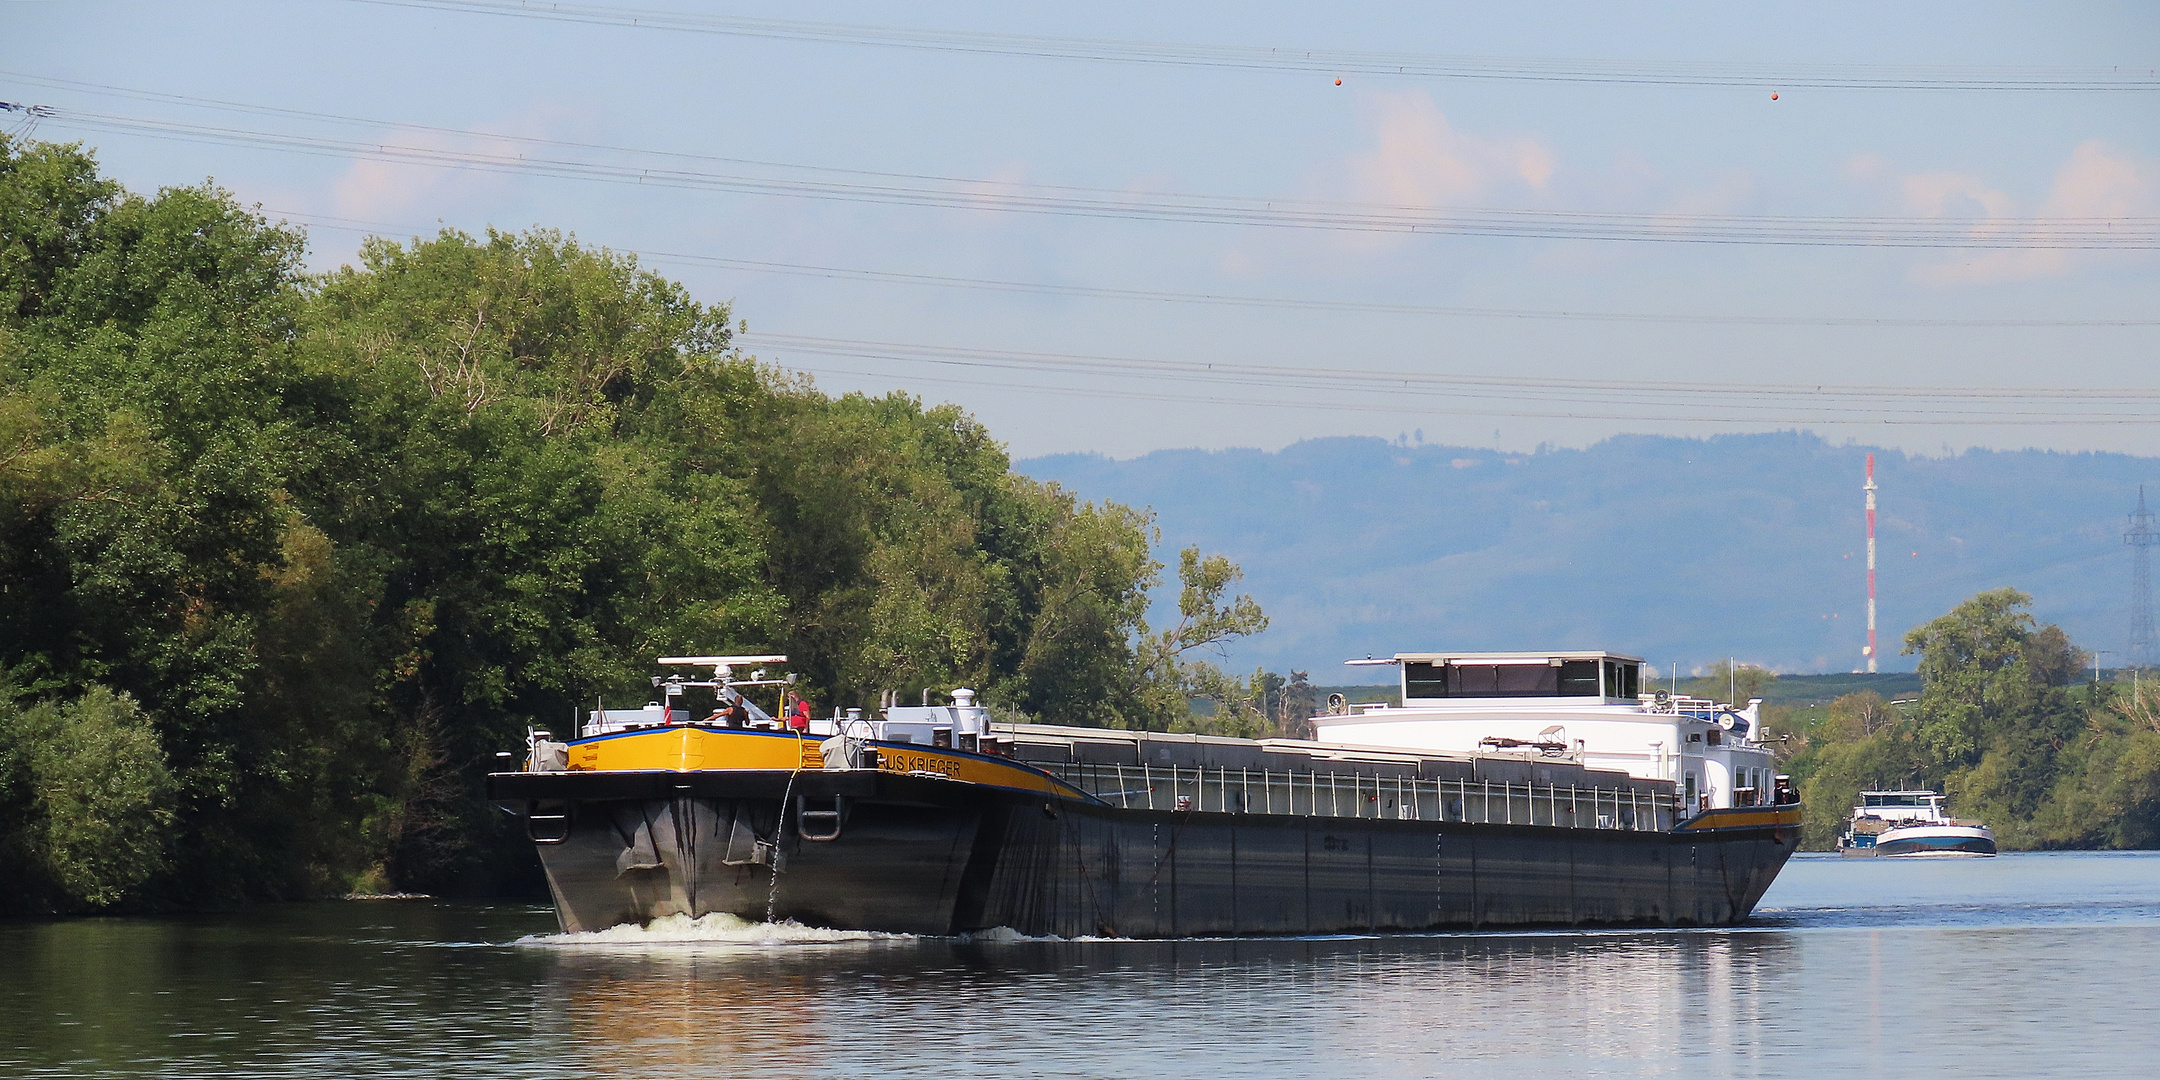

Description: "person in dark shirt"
704 697 747 728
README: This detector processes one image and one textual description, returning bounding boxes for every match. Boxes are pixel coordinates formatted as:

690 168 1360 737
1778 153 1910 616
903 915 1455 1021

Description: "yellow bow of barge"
491 656 1800 937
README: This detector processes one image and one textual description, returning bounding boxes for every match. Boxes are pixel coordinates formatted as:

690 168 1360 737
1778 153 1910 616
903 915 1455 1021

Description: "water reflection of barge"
492 651 1801 936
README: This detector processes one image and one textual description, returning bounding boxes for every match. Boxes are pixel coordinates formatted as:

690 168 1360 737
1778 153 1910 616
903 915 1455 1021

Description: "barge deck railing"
1040 762 1675 831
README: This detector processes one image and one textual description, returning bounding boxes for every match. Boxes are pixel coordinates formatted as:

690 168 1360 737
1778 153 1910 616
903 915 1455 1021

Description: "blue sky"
5 1 2157 460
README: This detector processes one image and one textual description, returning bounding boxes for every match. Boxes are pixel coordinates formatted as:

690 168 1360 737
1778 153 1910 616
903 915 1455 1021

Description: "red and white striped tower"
1865 454 1878 674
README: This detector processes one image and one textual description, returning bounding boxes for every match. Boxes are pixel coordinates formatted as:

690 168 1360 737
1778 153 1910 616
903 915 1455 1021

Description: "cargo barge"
491 651 1801 937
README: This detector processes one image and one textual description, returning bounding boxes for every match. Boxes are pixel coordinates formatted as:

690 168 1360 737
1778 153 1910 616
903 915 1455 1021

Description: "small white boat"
1838 790 1996 857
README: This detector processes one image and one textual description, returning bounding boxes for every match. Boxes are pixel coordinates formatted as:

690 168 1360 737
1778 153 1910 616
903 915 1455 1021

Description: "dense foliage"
0 138 1262 912
1777 588 2160 849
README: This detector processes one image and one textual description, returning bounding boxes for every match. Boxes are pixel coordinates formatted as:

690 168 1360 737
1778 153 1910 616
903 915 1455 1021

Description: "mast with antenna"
1865 454 1878 674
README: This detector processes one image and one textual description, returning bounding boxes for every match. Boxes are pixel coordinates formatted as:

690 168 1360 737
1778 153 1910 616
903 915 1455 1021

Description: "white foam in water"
956 926 1059 943
515 914 1149 947
517 911 911 947
954 926 1142 943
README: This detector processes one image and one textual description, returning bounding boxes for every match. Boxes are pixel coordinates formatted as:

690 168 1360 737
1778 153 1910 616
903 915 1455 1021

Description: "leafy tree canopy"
0 136 1260 911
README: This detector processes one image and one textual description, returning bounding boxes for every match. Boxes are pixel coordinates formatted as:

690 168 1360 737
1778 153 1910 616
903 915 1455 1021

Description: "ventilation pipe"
951 687 987 752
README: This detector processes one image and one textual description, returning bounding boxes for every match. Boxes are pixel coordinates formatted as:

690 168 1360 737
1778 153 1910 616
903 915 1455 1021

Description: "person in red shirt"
787 698 813 733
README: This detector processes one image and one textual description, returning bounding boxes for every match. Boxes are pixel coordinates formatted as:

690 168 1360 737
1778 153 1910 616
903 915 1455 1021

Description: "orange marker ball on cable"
1770 92 1779 100
1335 78 1343 86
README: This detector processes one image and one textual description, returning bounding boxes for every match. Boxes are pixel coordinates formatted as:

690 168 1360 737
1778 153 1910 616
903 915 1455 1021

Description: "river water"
6 851 2158 1079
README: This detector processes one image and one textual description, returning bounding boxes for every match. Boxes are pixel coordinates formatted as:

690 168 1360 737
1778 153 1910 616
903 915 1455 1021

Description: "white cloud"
329 128 518 222
959 161 1034 215
1348 91 1555 209
322 105 601 228
1898 140 2155 287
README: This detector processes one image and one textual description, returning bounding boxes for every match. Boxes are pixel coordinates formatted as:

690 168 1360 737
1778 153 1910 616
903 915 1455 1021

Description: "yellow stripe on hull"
563 725 1085 800
567 726 812 772
866 743 1072 798
1674 806 1802 832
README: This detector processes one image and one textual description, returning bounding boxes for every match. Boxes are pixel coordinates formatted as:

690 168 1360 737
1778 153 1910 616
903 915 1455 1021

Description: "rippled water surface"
7 851 2160 1079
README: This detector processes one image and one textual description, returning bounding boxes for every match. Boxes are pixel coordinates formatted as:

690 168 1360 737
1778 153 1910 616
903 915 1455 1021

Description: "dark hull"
494 770 1800 937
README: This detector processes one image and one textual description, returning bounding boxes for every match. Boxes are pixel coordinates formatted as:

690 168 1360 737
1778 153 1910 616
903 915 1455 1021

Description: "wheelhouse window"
1558 660 1600 697
1500 664 1558 695
1864 793 1925 808
1404 661 1448 699
1452 664 1495 695
1405 656 1638 699
1452 664 1558 697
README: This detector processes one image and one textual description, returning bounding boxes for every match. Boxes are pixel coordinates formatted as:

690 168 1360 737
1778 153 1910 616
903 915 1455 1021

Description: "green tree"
300 227 782 888
1 136 324 902
1007 499 1157 725
1172 663 1273 739
1901 588 2087 840
1786 691 1927 848
1124 547 1269 730
0 684 176 911
0 137 1266 908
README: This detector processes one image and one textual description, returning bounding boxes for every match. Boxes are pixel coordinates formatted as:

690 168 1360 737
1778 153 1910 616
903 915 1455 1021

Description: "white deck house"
1317 651 1780 812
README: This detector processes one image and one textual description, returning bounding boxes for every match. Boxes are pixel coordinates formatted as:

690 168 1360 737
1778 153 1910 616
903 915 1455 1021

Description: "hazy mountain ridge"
1021 432 2159 677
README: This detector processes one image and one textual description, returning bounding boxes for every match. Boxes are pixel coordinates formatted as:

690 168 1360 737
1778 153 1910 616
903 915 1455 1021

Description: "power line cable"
8 71 2153 249
5 185 2125 426
746 332 2160 403
25 102 2157 249
341 0 2160 92
738 332 2160 425
0 70 1090 189
268 207 2160 329
639 252 2160 329
265 207 2160 428
770 359 2160 427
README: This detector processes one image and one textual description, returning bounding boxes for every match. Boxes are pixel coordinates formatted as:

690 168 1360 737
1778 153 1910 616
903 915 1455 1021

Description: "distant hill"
1020 433 2158 677
1757 672 1924 706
